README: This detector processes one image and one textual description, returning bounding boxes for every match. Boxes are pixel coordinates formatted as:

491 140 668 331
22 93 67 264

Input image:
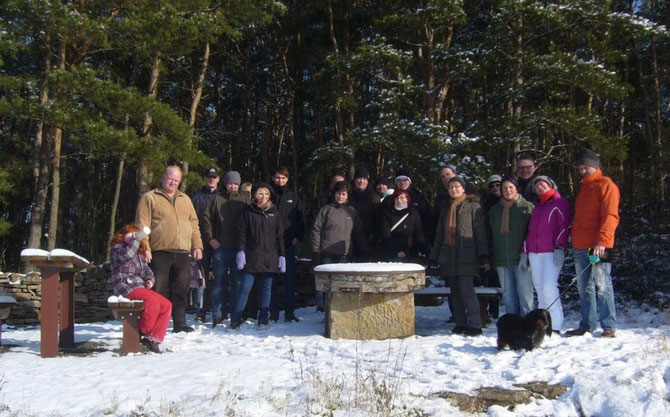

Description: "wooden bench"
108 301 145 354
414 286 502 326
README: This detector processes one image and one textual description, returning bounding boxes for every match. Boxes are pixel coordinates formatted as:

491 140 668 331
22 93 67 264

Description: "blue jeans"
232 273 273 323
194 246 214 317
210 247 240 319
496 266 534 316
315 256 348 309
271 245 297 317
574 249 616 331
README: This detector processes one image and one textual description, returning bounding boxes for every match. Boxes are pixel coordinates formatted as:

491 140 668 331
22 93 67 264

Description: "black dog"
496 309 552 351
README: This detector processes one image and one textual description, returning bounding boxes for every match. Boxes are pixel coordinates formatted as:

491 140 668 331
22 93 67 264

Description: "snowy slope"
1 302 669 416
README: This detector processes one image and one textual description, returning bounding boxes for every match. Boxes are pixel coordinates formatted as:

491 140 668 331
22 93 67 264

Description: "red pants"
127 288 172 343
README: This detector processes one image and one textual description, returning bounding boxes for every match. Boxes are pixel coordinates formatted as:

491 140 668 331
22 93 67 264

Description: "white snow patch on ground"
0 302 669 416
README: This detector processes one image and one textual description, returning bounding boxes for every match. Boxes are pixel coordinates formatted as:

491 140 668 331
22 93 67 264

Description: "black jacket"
380 206 426 259
272 183 305 246
201 190 250 249
384 187 432 244
191 186 219 233
348 184 381 238
238 203 285 274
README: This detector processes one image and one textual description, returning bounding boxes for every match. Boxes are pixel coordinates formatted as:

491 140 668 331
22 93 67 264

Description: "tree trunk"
138 53 161 196
27 35 53 255
182 41 211 187
423 18 435 121
326 0 346 144
27 137 51 253
107 157 125 260
650 35 664 203
47 37 67 251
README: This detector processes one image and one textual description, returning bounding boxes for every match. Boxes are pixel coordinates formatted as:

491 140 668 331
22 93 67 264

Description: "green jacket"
487 196 533 267
201 191 250 250
430 197 489 277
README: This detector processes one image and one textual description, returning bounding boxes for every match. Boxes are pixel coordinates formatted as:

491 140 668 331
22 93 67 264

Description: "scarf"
499 193 520 234
394 201 408 210
255 200 273 211
445 194 467 245
539 188 556 204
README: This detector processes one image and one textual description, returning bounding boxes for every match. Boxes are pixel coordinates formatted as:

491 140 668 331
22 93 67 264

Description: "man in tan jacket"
136 166 203 333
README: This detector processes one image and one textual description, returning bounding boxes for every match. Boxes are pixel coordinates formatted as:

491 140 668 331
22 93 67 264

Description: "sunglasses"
489 183 501 189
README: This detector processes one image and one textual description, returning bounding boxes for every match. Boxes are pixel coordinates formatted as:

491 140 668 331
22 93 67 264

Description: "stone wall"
0 271 42 326
0 260 318 326
0 266 115 326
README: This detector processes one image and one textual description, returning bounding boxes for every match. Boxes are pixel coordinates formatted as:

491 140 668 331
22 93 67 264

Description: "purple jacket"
525 191 571 253
110 237 154 297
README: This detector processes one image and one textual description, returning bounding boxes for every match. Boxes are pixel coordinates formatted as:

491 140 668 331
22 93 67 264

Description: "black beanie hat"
501 175 519 190
576 149 600 168
375 177 389 186
354 167 370 179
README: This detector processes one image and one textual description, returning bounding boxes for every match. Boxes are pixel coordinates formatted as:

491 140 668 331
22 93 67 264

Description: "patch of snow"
314 262 425 273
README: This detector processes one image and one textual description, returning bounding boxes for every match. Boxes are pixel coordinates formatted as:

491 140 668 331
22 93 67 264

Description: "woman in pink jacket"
525 176 570 332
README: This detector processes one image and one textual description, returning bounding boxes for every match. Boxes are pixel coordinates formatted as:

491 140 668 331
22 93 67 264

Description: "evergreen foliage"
0 0 668 268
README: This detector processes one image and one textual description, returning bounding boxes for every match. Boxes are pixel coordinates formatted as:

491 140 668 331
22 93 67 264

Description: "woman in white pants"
525 176 571 332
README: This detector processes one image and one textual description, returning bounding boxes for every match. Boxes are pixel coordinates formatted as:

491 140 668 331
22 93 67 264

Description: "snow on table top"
20 248 90 265
314 262 425 273
20 248 49 257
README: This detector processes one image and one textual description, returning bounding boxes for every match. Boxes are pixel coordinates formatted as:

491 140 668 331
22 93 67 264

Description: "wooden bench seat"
415 286 502 326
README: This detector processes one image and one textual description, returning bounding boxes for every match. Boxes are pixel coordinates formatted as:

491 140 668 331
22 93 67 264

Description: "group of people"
108 148 620 352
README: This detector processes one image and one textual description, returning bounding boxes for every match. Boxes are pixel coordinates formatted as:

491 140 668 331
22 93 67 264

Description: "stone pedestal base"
327 292 415 340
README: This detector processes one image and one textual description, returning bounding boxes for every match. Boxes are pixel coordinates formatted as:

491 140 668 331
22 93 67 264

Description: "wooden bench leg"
59 272 75 348
122 316 141 354
477 296 490 327
40 267 60 358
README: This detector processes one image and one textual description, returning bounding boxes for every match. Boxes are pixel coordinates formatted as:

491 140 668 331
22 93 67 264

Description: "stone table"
21 248 91 357
314 263 425 340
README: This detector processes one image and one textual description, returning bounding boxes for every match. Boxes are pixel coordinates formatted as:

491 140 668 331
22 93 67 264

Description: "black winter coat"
191 186 220 232
349 185 381 238
380 206 426 259
238 203 285 274
272 183 305 246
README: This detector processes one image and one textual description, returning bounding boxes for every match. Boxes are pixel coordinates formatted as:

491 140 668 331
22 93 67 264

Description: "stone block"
327 292 415 340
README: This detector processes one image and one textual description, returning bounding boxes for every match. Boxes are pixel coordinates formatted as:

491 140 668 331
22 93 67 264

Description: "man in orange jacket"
566 149 620 338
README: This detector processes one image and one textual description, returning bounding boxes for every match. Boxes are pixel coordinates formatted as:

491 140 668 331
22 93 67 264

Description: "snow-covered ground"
1 301 669 416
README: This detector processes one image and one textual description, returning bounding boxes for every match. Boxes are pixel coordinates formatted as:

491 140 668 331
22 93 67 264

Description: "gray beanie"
576 149 600 168
486 174 502 186
532 175 557 191
223 170 241 185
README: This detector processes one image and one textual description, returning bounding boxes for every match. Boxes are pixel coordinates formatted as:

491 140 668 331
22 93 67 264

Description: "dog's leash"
545 262 593 311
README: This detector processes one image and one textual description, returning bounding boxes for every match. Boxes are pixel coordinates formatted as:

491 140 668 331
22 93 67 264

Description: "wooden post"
59 271 75 348
122 311 142 354
40 266 60 358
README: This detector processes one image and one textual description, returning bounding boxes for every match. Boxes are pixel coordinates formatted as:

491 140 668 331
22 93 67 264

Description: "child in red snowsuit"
110 224 172 353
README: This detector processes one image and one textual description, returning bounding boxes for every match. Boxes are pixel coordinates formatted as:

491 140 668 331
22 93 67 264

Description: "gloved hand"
553 248 565 267
311 251 321 267
518 253 529 270
236 251 246 270
278 256 286 273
